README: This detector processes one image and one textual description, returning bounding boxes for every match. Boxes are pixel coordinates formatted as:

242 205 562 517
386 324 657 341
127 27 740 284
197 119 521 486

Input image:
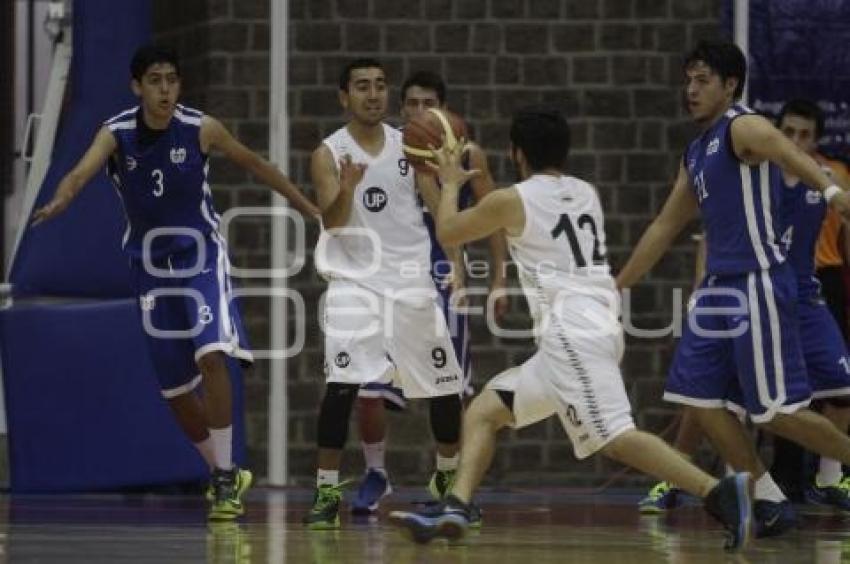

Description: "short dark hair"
778 98 825 137
509 105 570 172
130 44 180 81
400 71 447 105
338 58 385 91
683 40 747 100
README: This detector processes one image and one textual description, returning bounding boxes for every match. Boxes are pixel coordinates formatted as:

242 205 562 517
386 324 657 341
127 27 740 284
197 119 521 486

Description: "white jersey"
506 174 620 346
315 124 433 305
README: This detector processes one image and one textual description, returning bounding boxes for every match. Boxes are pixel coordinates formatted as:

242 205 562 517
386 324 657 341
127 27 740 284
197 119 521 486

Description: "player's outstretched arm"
437 187 522 248
616 164 698 289
31 126 117 226
201 116 320 218
467 143 509 319
731 115 850 219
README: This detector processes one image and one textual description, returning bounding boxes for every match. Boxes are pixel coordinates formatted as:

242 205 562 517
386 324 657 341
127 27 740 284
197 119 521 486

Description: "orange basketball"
402 108 468 174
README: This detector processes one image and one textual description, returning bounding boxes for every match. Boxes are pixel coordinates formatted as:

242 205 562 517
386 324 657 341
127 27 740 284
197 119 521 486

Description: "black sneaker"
753 499 798 538
389 494 471 544
703 473 752 551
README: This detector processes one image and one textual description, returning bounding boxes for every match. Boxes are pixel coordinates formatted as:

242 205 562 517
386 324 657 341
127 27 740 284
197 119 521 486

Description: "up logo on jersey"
363 186 388 212
170 147 187 164
706 137 720 156
125 156 138 171
335 351 351 368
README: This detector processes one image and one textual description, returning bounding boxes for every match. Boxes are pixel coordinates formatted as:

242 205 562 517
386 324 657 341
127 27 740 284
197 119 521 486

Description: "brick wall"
154 0 725 486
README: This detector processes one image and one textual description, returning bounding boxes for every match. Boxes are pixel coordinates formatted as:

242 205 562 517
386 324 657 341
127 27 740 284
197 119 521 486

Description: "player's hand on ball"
426 136 480 187
338 154 367 192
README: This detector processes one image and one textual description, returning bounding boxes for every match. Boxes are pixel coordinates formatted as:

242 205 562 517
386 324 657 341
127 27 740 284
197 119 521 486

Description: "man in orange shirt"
813 153 850 336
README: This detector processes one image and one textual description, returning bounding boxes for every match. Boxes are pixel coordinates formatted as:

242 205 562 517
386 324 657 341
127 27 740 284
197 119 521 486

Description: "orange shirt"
814 155 850 268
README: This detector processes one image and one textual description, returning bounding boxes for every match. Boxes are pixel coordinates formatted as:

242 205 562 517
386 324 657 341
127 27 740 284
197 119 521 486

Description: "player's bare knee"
357 396 384 413
466 390 513 431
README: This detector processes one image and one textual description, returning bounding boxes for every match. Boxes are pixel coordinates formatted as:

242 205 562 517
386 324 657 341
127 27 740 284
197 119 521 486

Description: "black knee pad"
429 393 462 444
317 383 359 449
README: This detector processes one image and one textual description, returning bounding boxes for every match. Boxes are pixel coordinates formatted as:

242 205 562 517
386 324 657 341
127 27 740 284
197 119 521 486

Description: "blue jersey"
781 180 826 301
422 180 474 281
105 105 219 259
684 104 785 275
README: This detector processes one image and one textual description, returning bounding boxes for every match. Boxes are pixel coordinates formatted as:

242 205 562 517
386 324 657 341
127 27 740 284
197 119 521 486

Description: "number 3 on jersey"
152 169 165 197
551 213 605 267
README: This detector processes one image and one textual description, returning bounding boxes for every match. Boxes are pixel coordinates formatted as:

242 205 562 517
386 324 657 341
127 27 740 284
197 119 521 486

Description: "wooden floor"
1 487 849 562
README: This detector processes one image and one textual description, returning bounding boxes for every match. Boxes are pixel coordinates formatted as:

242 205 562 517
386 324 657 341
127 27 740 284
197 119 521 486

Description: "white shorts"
323 282 463 398
486 315 635 460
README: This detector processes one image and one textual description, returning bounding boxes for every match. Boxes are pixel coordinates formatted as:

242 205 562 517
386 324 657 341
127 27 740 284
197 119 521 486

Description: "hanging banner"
725 0 850 162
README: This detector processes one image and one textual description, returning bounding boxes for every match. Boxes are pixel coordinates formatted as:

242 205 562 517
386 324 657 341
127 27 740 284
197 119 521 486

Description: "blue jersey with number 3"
105 105 219 259
684 103 786 275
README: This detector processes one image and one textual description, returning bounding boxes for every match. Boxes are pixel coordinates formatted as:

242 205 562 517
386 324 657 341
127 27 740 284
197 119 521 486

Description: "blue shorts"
665 264 810 423
798 298 850 399
131 232 253 398
358 282 472 409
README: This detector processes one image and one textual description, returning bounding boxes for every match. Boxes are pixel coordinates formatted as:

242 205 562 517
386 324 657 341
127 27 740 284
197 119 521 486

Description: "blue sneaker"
805 478 850 513
703 473 752 551
753 499 798 538
418 498 483 528
389 495 470 544
639 481 682 514
351 469 392 515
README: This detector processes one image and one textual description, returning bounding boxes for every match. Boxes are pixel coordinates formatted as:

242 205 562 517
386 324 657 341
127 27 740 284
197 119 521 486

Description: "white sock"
362 441 386 472
209 426 233 470
436 453 459 472
817 458 843 487
754 472 787 502
317 469 339 487
194 436 216 468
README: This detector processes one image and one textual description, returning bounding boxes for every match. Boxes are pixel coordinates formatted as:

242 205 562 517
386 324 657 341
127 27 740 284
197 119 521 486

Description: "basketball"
402 108 468 173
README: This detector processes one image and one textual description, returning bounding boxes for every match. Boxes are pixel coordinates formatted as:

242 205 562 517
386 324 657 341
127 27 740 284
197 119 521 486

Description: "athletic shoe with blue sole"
703 472 752 551
389 495 471 544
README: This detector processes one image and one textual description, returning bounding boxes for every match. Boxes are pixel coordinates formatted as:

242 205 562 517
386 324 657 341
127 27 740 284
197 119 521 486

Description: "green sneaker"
428 469 457 500
638 481 682 514
208 467 253 521
303 483 349 529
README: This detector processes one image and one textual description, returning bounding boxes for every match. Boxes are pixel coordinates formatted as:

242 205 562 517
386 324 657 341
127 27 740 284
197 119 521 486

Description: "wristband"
824 184 842 203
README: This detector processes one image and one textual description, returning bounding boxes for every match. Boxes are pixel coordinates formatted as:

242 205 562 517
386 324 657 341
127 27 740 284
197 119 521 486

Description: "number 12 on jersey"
550 213 605 267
